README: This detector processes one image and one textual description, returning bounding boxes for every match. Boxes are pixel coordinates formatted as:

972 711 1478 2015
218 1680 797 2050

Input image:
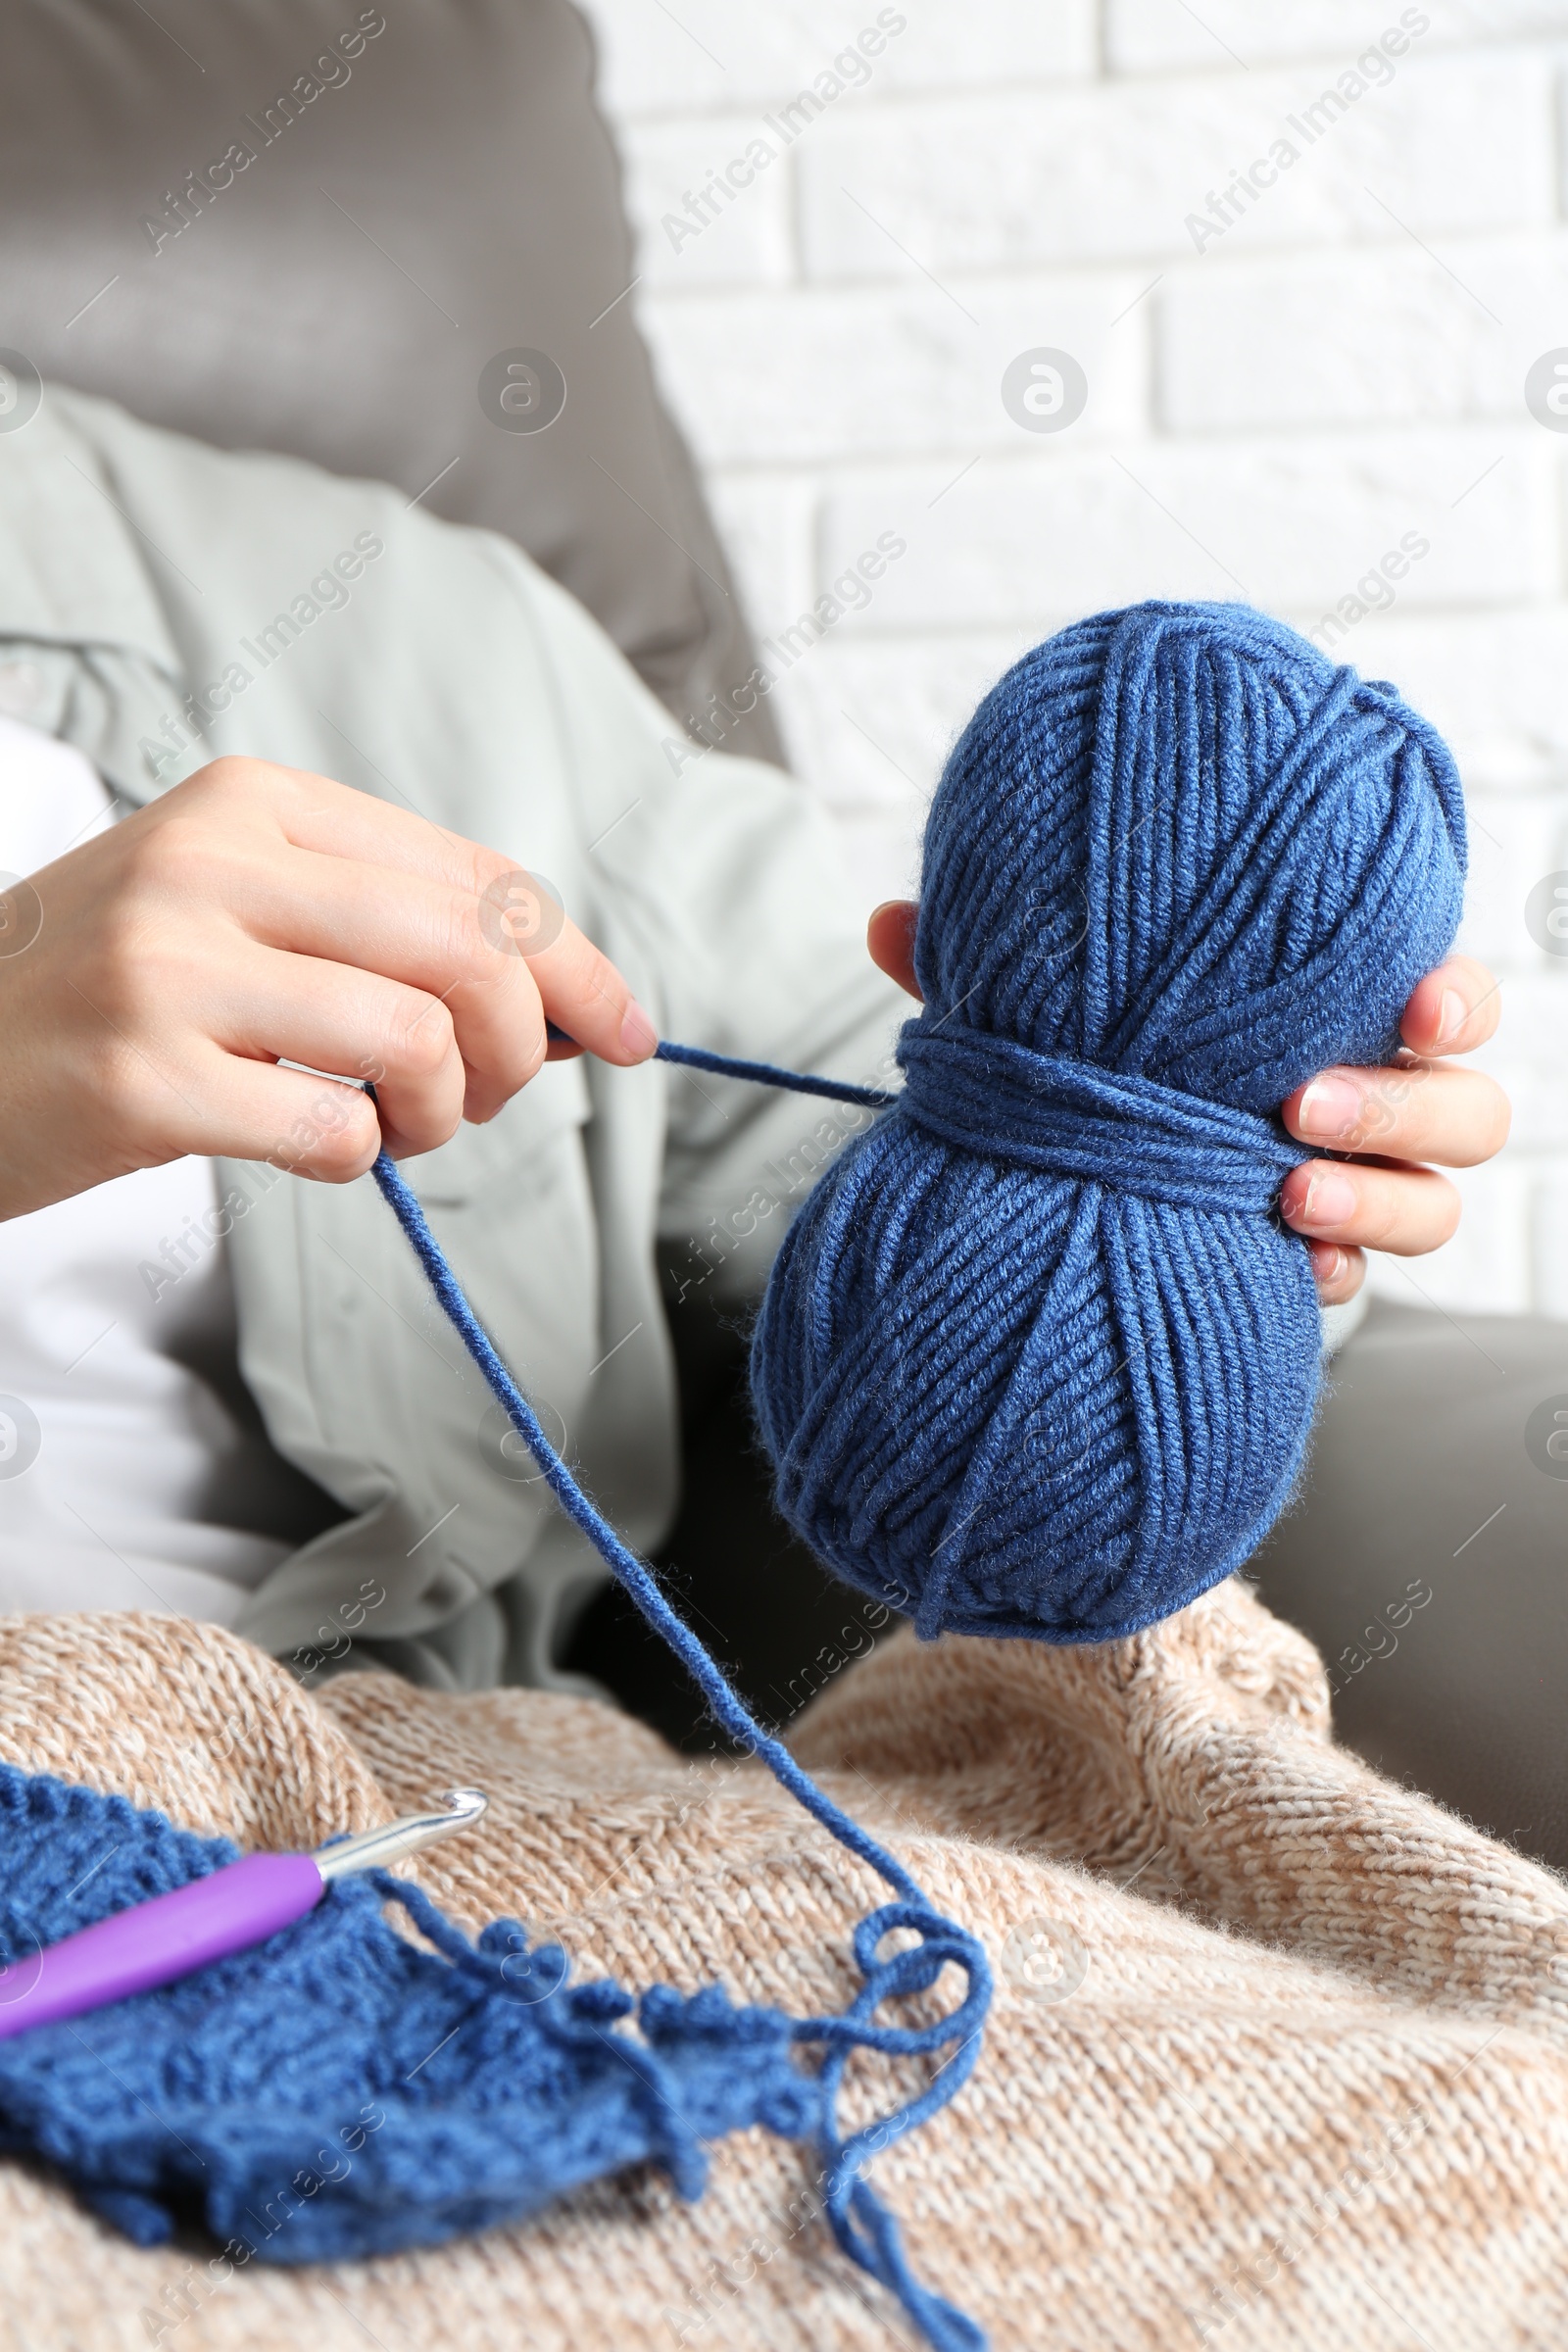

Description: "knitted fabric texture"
6 1601 1568 2352
0 1759 827 2261
751 602 1467 1643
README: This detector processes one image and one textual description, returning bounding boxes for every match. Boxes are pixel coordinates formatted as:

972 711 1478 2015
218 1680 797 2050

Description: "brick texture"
575 0 1568 1315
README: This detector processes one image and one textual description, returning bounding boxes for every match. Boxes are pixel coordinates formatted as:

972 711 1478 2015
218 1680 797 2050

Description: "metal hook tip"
313 1785 491 1880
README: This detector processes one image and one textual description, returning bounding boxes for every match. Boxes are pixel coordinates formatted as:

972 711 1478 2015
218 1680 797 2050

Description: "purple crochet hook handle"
0 1788 487 2042
0 1853 323 2041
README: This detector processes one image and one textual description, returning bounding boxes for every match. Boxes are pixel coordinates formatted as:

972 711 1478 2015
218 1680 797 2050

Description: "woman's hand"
0 758 656 1221
1277 955 1508 1304
865 903 1510 1306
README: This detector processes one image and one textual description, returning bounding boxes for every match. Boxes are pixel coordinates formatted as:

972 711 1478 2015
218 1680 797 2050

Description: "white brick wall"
577 0 1568 1316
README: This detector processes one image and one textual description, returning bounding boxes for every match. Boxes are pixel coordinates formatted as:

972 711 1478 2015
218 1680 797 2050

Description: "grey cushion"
0 0 783 765
1251 1299 1568 1874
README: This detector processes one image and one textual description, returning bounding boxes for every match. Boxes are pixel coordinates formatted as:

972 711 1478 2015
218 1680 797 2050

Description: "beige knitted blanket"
0 1588 1564 2352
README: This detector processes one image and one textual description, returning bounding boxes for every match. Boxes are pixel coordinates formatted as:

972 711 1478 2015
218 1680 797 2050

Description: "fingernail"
1299 1167 1357 1231
1312 1246 1348 1297
619 999 658 1059
1437 989 1468 1047
1295 1074 1362 1143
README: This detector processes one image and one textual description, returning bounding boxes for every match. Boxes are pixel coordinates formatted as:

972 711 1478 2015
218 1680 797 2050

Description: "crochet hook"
0 1787 489 2041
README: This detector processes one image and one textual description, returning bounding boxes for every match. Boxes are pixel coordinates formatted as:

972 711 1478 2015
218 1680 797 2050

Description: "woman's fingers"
1282 1055 1510 1168
518 908 659 1070
214 844 548 1114
229 757 496 893
232 846 655 1120
272 764 662 1073
1399 955 1500 1057
210 947 470 1158
199 759 657 1089
1281 1053 1507 1291
159 1048 384 1182
1278 958 1509 1299
0 754 660 1220
1278 1157 1460 1258
1304 1241 1366 1307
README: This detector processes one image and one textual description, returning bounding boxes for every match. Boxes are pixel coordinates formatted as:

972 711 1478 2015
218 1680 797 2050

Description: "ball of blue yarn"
751 602 1467 1644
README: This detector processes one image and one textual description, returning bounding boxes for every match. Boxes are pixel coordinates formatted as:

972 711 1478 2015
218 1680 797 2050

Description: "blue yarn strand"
654 1037 893 1109
369 1151 989 2352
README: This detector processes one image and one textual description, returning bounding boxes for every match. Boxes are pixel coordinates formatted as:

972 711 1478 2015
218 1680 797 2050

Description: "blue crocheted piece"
750 603 1467 1646
0 1762 816 2263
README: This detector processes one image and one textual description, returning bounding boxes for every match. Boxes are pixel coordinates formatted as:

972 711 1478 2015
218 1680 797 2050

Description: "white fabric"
0 713 293 1620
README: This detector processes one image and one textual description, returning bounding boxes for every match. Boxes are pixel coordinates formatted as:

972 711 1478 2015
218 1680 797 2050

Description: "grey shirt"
0 386 905 1688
